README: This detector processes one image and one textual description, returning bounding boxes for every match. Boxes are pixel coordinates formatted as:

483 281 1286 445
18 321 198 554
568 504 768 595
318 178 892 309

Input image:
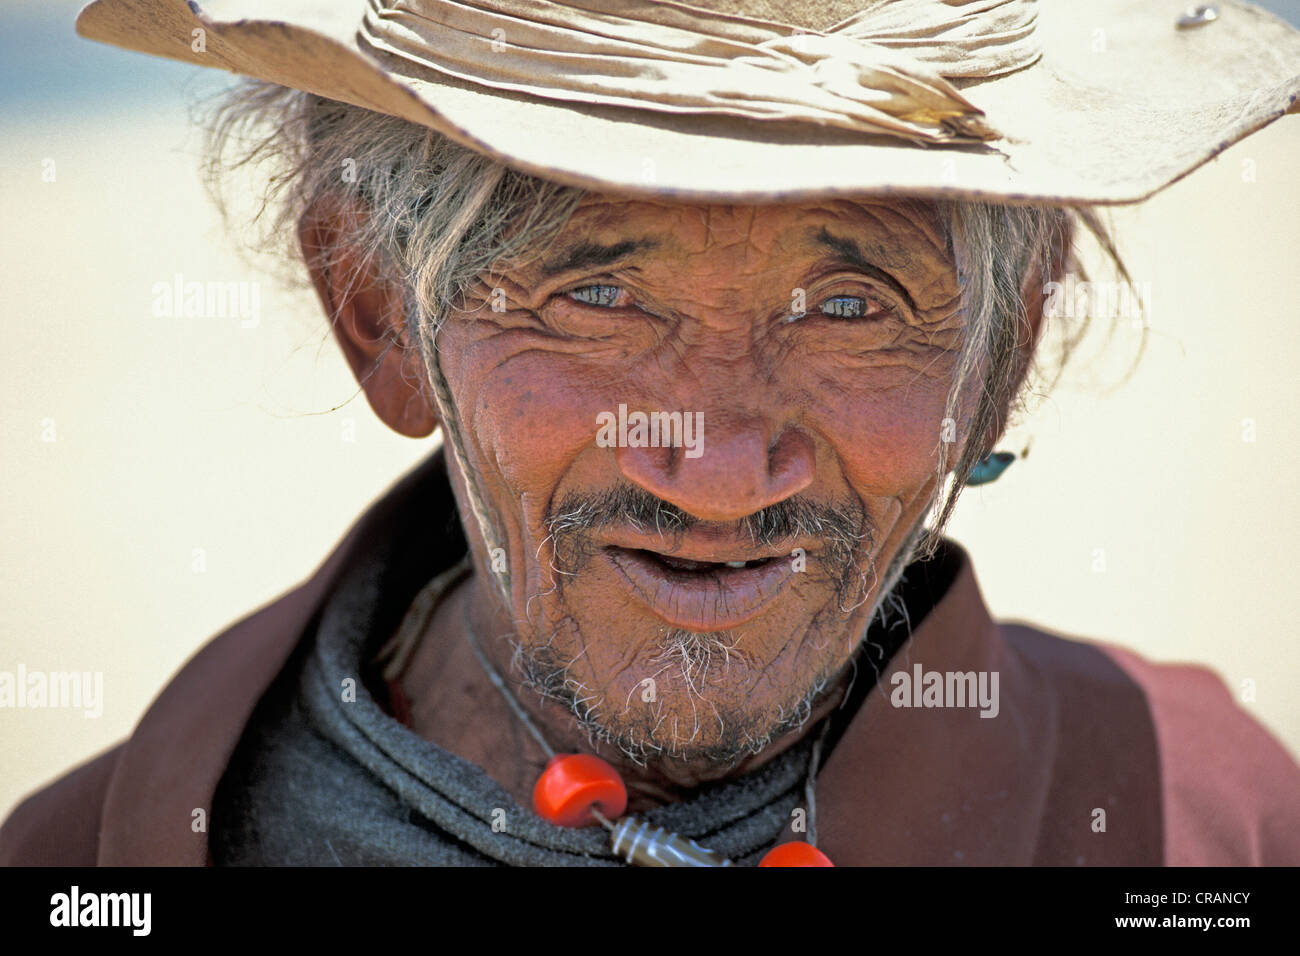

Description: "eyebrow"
539 238 662 278
808 227 917 313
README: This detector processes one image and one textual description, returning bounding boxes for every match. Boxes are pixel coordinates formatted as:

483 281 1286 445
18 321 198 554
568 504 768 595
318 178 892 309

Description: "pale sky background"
2 1 1299 822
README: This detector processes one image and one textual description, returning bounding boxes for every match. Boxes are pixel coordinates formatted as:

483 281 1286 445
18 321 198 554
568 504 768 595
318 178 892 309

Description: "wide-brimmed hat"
76 0 1299 205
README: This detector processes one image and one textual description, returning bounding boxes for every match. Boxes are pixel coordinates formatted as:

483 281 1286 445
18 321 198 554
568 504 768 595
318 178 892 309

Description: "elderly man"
3 0 1299 867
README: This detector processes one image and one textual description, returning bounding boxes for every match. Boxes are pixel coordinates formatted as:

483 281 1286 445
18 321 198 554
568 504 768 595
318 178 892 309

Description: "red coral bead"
759 842 835 867
532 754 628 827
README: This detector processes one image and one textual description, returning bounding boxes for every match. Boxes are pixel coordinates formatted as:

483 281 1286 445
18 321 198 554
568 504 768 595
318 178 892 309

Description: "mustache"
543 483 874 607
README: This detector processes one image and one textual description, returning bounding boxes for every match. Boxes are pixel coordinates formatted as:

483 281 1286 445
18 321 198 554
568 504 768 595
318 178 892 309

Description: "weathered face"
437 195 975 769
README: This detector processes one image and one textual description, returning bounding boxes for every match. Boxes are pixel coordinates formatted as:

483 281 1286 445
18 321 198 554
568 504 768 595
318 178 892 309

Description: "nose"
613 414 815 522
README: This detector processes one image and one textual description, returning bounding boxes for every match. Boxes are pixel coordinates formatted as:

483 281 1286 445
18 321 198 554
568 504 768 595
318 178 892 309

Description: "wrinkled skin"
302 194 1053 813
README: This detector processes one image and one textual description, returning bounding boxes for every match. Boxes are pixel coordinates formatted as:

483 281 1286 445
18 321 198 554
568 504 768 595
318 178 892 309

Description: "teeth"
724 561 747 568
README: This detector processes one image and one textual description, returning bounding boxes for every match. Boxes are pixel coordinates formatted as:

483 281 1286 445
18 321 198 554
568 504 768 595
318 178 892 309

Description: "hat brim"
76 0 1300 205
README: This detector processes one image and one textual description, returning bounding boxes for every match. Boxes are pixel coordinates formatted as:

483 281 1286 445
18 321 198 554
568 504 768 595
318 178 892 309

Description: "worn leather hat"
76 0 1300 204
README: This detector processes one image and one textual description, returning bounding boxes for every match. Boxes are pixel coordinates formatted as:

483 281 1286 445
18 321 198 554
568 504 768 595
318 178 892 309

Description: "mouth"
604 545 796 631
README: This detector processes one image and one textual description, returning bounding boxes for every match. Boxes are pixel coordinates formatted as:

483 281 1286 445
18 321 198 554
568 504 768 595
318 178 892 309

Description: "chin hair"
511 624 837 767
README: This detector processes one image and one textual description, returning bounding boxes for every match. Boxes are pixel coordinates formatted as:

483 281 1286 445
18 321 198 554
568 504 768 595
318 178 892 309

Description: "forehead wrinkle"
702 203 758 248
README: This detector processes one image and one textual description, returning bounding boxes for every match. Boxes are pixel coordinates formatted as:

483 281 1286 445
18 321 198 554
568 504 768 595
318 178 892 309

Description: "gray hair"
203 81 1130 603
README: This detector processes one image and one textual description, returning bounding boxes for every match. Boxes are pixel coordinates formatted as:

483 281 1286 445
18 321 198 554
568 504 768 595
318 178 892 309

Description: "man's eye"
567 284 624 307
819 295 869 319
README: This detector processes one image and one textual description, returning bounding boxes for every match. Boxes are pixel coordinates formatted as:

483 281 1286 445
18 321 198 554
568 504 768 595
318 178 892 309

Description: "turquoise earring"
966 451 1015 486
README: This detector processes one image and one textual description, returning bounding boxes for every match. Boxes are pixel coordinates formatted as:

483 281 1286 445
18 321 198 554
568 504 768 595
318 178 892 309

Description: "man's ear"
298 194 438 438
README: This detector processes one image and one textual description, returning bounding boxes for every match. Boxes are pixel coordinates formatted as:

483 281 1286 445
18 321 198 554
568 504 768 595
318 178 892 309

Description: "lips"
604 545 796 631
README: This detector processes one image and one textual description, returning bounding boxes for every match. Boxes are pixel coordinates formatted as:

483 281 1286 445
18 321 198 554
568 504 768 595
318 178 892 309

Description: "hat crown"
628 0 878 32
362 0 1042 143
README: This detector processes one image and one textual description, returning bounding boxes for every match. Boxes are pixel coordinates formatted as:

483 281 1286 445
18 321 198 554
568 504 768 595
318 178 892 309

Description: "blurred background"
3 0 1299 822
